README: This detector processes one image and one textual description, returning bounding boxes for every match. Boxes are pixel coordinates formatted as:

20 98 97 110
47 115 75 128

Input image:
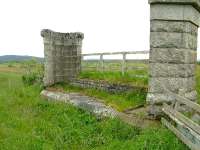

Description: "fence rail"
82 51 149 75
82 51 149 56
162 89 200 150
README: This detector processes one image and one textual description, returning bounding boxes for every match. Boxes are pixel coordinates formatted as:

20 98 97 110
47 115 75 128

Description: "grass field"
79 70 148 87
81 61 148 87
0 63 189 149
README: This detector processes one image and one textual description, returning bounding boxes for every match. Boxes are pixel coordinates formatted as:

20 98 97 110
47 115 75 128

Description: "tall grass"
54 83 146 112
79 70 148 87
0 71 188 149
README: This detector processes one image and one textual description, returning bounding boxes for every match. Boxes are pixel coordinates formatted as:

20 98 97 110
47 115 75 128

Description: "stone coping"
149 0 200 12
41 90 159 128
41 29 84 40
41 90 118 118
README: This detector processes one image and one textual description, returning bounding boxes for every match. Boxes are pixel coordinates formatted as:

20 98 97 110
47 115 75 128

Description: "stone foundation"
71 79 147 94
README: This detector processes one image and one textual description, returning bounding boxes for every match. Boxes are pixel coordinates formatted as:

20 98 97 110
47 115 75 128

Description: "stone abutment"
147 0 200 116
41 29 84 86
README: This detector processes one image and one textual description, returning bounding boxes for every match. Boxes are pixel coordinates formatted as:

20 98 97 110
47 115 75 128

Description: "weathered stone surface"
149 63 196 77
41 29 84 41
149 0 200 13
41 90 118 118
150 4 200 26
147 90 197 104
150 32 197 50
149 48 197 64
151 20 198 35
148 77 196 93
71 79 147 94
41 29 84 86
148 0 199 117
184 90 198 101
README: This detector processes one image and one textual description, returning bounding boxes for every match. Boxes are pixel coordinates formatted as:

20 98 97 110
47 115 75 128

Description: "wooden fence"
162 88 200 150
82 51 149 75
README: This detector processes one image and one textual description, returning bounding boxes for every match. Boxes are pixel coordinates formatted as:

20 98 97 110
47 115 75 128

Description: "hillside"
0 55 43 63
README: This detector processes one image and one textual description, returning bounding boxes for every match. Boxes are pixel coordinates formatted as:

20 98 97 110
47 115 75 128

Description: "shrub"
21 59 44 85
8 63 14 67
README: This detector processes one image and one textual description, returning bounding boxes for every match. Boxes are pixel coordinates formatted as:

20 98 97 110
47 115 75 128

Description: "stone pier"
147 0 200 116
41 29 84 86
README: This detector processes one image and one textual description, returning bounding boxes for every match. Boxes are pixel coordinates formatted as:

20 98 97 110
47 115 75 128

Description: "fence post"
100 54 104 72
122 53 126 76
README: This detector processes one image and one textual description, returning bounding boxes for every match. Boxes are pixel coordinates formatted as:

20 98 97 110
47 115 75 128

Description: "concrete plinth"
41 29 84 86
147 0 200 116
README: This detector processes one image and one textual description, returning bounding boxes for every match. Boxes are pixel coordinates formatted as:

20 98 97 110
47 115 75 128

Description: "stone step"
41 90 118 118
40 89 159 128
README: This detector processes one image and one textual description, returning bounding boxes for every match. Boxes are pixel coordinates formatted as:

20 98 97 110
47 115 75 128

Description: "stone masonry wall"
41 29 84 86
71 79 147 94
147 0 200 116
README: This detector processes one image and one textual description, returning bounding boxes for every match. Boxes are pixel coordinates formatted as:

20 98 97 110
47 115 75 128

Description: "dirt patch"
0 66 23 73
118 106 160 128
46 87 65 93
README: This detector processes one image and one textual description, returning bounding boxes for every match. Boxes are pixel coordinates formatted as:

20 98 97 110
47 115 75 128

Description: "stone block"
54 39 64 46
149 63 196 77
185 90 197 101
148 77 196 93
55 75 64 83
150 32 197 50
149 0 200 13
43 75 55 87
146 90 197 104
150 4 200 26
150 20 198 35
147 92 175 104
43 38 54 45
149 48 197 64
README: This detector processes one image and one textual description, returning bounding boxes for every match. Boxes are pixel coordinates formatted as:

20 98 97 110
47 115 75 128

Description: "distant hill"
0 55 44 63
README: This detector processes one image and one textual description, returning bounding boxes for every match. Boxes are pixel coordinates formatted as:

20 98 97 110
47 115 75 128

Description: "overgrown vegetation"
79 70 148 87
0 60 199 149
81 61 148 87
54 83 146 112
196 64 200 104
0 70 188 149
21 59 44 85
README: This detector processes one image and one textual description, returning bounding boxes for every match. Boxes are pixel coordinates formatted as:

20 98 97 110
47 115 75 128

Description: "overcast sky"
0 0 199 59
